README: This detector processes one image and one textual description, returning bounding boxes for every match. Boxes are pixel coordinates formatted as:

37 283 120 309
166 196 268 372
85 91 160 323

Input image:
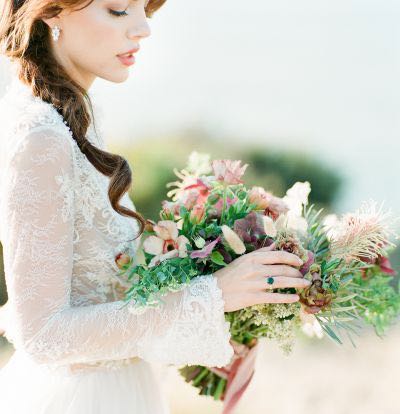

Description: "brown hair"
0 0 167 240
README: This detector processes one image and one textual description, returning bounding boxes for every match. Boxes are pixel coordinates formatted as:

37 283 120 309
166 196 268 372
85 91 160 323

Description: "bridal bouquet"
116 152 400 414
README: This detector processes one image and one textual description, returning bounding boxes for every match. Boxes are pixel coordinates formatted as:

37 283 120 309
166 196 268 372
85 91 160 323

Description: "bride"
0 0 310 412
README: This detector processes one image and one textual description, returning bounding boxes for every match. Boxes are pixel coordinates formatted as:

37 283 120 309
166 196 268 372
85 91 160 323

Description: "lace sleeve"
0 126 234 368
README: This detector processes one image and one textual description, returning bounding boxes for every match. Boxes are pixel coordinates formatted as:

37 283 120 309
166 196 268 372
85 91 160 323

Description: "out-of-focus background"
1 0 400 413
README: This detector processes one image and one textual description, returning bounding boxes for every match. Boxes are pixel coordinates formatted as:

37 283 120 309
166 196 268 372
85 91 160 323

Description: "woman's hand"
214 243 311 312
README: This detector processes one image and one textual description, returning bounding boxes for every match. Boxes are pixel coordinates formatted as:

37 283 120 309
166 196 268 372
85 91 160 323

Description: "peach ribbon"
209 340 259 414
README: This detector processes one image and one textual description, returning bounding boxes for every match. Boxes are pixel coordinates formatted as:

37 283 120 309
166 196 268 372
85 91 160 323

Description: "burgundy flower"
360 253 397 277
379 256 397 275
233 211 265 244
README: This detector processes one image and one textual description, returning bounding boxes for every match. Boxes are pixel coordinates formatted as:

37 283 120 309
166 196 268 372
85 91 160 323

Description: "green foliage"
351 271 400 336
123 256 200 307
302 204 400 347
303 204 331 259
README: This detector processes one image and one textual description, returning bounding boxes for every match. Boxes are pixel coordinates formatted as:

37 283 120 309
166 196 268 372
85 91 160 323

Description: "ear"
41 15 61 30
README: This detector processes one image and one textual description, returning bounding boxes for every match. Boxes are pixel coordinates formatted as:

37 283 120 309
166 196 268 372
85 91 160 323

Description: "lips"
117 47 139 67
117 54 135 66
117 47 140 57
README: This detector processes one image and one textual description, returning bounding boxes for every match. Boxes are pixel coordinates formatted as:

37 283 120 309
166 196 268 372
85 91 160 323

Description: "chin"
100 70 130 84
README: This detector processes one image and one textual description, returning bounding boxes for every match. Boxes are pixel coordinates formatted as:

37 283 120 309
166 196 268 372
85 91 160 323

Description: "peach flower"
143 220 190 268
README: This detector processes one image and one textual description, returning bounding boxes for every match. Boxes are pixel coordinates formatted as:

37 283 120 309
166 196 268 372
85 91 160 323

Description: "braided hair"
0 0 167 240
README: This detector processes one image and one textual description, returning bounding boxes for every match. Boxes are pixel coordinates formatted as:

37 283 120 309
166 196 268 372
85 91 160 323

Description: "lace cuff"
136 274 234 368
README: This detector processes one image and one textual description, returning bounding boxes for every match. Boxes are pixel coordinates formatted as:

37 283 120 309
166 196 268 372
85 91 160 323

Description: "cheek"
62 9 122 65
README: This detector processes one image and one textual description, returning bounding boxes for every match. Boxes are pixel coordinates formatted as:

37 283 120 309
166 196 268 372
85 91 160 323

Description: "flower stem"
193 367 210 386
221 186 228 224
214 377 227 401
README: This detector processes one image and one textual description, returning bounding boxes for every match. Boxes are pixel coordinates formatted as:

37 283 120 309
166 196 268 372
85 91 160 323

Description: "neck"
52 48 95 92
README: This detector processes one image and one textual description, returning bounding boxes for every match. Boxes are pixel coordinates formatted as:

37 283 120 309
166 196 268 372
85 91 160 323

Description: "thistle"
329 200 399 264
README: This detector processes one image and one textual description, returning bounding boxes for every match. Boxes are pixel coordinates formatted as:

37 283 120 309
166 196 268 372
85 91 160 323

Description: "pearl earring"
51 25 60 42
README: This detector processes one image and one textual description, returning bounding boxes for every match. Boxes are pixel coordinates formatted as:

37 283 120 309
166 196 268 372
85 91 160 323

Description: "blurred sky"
1 0 399 216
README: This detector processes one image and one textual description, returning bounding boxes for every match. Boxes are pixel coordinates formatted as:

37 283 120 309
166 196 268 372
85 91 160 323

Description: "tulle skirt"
0 350 170 414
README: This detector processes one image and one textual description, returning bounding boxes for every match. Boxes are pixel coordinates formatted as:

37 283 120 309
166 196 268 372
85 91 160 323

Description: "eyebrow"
130 0 150 6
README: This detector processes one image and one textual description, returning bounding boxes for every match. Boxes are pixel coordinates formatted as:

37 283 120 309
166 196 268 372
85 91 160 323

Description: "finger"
252 292 300 304
253 264 304 278
247 250 303 267
255 242 276 252
252 276 311 290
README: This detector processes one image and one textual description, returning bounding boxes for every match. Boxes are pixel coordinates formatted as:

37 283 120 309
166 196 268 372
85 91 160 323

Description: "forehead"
99 0 150 3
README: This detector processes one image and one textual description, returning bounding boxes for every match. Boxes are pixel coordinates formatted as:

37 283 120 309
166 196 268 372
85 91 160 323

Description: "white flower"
274 212 309 236
301 320 324 339
322 213 340 240
285 181 311 210
300 306 324 339
262 215 277 237
280 181 311 235
187 151 212 176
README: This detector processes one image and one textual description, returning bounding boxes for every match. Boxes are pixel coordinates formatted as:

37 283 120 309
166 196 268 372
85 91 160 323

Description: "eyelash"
109 9 129 17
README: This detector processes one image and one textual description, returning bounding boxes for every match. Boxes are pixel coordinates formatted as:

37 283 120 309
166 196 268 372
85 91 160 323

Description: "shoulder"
8 126 75 171
0 77 72 140
0 77 76 167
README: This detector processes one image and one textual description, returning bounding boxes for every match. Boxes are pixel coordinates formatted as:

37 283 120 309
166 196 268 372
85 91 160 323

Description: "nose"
127 16 151 41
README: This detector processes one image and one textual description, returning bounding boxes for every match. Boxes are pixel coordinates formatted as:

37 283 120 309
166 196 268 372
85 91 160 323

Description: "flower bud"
221 225 246 255
115 252 131 270
144 219 156 232
190 204 206 224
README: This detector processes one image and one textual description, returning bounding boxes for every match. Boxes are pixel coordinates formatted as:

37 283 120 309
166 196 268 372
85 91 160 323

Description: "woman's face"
43 0 151 90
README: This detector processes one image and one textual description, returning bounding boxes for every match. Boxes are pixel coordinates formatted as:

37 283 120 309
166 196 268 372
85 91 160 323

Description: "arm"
0 127 233 367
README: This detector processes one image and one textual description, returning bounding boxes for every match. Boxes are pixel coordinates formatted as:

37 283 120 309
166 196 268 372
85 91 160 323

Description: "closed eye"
109 9 129 17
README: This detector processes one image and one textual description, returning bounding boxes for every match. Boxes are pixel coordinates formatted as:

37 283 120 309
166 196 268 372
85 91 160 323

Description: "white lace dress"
0 76 234 414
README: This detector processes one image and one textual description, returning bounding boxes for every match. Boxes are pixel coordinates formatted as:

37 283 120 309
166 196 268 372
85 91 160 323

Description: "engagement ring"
266 277 274 285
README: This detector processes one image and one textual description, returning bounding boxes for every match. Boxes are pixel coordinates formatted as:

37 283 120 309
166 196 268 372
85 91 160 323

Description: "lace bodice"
0 75 233 373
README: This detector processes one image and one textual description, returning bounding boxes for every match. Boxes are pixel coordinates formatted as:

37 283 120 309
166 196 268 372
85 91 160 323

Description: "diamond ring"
266 277 274 285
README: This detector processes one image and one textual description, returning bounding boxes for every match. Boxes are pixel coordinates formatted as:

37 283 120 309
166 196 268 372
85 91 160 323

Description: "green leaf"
157 272 166 282
210 251 227 267
320 323 343 344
